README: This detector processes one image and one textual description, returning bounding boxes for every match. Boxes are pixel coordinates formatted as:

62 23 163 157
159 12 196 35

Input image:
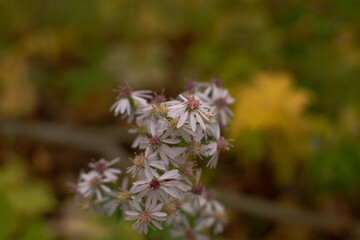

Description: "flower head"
127 151 165 179
131 170 187 207
110 84 152 118
125 200 167 234
77 171 113 202
89 157 122 182
167 94 214 132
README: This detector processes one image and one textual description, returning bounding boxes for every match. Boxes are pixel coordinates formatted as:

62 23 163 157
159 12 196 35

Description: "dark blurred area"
1 0 360 239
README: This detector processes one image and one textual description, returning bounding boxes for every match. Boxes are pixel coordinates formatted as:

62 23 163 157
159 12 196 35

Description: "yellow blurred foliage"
0 28 78 119
19 29 77 61
0 54 37 118
232 72 310 136
231 72 312 185
340 104 360 138
137 5 166 35
97 0 121 21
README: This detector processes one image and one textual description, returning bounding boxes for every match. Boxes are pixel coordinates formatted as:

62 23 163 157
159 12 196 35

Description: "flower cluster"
73 78 234 239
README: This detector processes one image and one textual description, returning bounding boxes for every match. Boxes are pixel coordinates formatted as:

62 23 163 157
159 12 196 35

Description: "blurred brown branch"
221 191 360 239
1 120 360 238
0 120 132 168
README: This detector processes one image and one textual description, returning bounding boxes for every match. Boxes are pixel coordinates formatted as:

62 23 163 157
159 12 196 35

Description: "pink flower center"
211 77 223 86
138 210 151 224
120 85 132 97
69 183 78 194
185 82 196 92
186 97 201 111
154 95 165 104
94 161 106 172
217 137 231 152
217 97 228 107
192 184 203 195
150 178 161 190
149 137 161 149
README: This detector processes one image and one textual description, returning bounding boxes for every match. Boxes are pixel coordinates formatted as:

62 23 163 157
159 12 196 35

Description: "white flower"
187 141 207 159
170 215 209 240
128 121 149 148
205 124 233 169
171 153 195 178
102 176 133 217
184 81 200 93
110 85 152 117
136 94 168 121
74 79 233 238
88 157 122 182
139 125 185 166
202 78 234 127
198 192 227 235
131 170 186 207
183 80 212 94
207 200 227 234
185 169 207 209
158 117 195 143
125 200 167 234
127 151 166 179
77 171 113 202
162 198 181 219
167 94 214 132
212 88 234 127
178 128 206 159
202 77 223 98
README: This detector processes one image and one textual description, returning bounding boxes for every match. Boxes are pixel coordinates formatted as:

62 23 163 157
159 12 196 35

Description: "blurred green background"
1 0 360 239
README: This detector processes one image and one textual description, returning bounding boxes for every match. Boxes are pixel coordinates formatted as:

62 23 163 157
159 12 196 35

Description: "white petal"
144 166 153 181
132 179 148 185
121 177 129 191
129 200 142 212
160 170 179 180
136 188 149 199
161 187 180 198
159 151 169 165
145 195 152 209
131 184 148 193
152 212 167 218
196 217 215 230
177 111 188 128
162 138 181 144
125 214 139 221
143 224 149 234
125 211 139 216
159 189 169 202
150 162 166 171
168 147 187 158
151 220 163 230
179 94 187 101
151 203 164 212
195 112 206 130
190 114 196 132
